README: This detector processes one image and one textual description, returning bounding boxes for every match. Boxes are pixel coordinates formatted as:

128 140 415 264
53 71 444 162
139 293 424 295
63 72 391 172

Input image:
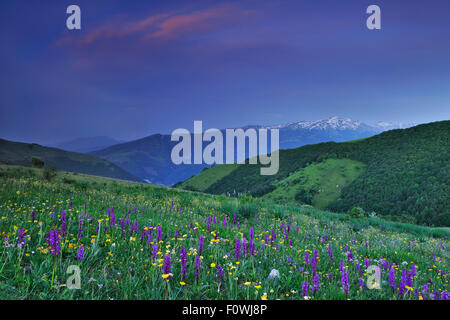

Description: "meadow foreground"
0 166 448 300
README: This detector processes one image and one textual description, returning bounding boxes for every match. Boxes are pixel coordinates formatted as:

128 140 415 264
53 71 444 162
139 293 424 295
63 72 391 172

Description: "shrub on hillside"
62 176 76 184
294 188 317 205
74 181 89 191
43 166 57 182
347 206 365 219
236 195 259 220
30 157 44 168
251 184 275 197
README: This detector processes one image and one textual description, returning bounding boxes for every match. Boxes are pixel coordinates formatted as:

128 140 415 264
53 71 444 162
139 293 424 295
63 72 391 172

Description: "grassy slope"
0 139 141 182
178 164 239 191
263 158 366 208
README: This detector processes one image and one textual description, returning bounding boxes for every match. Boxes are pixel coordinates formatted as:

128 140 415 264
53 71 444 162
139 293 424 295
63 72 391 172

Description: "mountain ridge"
0 138 141 182
50 136 124 153
91 116 406 185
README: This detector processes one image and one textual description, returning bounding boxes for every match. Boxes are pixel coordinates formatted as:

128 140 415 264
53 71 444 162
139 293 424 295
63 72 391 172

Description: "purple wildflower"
120 218 125 233
157 225 162 242
194 256 201 278
311 254 318 275
17 228 25 248
216 264 224 282
60 210 67 238
198 235 205 256
234 238 241 261
339 261 345 273
410 264 416 278
398 269 407 298
163 254 172 275
301 281 308 297
327 244 334 261
249 239 255 256
46 229 60 256
347 249 353 262
179 247 187 278
312 273 320 292
388 267 396 290
130 221 139 234
358 278 365 290
242 237 247 256
151 245 158 259
304 251 310 265
364 258 369 269
77 246 84 260
341 271 350 295
422 283 429 296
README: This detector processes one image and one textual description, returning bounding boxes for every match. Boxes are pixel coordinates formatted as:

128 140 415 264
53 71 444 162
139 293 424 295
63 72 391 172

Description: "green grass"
0 164 448 300
178 164 239 191
263 159 366 209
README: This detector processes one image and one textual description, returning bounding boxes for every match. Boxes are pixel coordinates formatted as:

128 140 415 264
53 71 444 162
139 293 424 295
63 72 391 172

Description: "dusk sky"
1 0 449 144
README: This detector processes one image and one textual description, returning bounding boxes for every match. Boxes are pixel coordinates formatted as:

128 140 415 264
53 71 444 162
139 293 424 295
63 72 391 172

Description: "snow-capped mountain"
244 117 412 133
243 117 376 132
274 116 372 131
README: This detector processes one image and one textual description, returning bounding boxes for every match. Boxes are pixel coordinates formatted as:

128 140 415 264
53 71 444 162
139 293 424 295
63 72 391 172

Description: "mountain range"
89 117 413 185
0 117 417 186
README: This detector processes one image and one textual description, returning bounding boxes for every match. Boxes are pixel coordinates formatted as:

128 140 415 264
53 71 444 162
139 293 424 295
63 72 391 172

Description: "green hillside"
176 164 239 191
181 121 450 227
0 139 141 182
262 158 366 209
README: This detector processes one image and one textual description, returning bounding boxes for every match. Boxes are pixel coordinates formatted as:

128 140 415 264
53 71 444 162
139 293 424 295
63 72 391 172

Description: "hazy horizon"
0 115 430 146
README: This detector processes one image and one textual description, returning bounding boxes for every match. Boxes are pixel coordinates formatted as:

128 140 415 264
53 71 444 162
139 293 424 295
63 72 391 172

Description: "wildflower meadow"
0 166 448 300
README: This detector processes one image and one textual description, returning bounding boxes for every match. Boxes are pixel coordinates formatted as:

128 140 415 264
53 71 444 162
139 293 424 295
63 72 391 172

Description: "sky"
1 0 449 144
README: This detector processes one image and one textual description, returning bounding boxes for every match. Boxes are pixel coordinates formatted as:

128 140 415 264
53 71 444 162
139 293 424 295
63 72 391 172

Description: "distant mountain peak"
257 116 368 131
247 117 416 133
